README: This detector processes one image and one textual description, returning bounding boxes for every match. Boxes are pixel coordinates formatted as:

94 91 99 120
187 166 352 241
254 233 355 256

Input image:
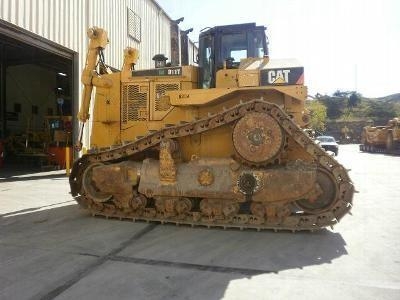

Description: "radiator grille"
122 84 147 122
155 83 180 111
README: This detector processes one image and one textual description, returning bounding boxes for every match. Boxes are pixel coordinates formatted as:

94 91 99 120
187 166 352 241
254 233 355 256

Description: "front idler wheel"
82 163 112 203
296 168 338 213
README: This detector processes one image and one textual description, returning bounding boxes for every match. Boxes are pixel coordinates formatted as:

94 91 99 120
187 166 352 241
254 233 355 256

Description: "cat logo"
267 69 291 84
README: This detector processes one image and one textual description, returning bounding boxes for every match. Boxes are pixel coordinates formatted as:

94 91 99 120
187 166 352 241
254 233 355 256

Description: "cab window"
221 32 247 64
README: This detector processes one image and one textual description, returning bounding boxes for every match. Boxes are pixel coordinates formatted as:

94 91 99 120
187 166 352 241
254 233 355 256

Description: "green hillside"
306 91 400 142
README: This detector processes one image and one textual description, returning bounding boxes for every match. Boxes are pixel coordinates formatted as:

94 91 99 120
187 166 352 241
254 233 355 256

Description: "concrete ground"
0 144 399 300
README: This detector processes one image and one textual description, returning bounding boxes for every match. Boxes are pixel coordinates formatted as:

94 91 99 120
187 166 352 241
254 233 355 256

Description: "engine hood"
239 58 304 86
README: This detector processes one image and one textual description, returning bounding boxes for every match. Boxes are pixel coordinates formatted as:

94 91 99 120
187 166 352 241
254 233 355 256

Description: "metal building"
0 0 196 170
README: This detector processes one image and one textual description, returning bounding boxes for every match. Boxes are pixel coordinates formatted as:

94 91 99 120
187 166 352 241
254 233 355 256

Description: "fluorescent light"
57 72 67 77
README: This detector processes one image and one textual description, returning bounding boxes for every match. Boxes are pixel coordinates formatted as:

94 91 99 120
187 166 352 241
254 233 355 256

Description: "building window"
127 8 141 42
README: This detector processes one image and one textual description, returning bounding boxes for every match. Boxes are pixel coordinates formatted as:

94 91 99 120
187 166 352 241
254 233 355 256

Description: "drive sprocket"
232 112 284 165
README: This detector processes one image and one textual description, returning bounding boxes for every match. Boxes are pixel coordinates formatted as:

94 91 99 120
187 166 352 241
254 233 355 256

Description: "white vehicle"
316 136 339 156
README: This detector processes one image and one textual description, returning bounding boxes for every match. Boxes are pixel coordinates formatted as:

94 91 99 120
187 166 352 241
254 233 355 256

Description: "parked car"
315 135 339 156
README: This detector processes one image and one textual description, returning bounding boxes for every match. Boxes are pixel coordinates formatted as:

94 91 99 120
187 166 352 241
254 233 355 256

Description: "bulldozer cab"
198 23 268 89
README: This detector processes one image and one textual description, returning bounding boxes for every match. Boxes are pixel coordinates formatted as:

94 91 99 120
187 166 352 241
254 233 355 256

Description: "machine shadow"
1 203 347 274
118 222 348 274
0 204 348 300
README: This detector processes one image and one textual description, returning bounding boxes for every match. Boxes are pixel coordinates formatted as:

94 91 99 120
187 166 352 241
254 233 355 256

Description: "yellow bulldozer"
69 23 354 231
360 117 400 154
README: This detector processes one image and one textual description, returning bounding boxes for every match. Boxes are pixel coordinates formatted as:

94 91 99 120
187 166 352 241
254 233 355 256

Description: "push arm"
77 27 109 123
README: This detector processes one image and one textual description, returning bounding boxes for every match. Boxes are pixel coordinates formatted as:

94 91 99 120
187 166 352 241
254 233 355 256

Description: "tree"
322 97 344 119
307 100 327 133
366 102 397 123
348 92 361 109
333 90 349 98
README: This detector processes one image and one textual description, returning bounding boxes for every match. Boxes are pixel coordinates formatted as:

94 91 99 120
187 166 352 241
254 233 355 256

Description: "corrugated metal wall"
0 0 194 148
0 0 87 54
0 0 173 70
88 0 171 70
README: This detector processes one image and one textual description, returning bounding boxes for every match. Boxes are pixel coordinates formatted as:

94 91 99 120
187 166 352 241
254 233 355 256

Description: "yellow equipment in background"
360 117 400 153
70 24 354 231
4 115 72 170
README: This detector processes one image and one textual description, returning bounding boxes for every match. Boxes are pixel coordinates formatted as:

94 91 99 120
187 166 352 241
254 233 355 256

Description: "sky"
156 0 400 98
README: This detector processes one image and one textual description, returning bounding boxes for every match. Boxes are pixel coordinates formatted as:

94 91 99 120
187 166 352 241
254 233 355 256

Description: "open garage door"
0 20 78 172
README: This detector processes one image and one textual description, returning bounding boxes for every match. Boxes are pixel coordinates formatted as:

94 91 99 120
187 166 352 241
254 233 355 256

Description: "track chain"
69 99 354 231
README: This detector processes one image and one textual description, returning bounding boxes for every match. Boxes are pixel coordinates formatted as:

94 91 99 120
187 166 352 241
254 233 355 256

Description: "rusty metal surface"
139 158 243 200
70 99 354 231
232 112 284 164
88 161 141 209
159 139 178 183
137 158 316 204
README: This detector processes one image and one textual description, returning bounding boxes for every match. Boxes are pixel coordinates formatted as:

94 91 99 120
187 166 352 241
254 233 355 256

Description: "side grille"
122 84 148 122
155 83 180 111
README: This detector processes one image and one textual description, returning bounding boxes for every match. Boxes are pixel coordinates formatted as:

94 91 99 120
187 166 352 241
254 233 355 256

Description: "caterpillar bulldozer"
360 117 400 154
69 23 354 231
